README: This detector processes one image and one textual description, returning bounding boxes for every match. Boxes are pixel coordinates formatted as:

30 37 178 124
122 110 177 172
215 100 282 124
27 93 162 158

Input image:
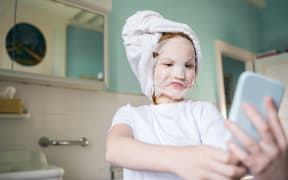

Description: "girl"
106 10 288 180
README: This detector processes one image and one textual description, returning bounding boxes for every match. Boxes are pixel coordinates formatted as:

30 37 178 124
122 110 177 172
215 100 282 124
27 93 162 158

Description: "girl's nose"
172 66 185 79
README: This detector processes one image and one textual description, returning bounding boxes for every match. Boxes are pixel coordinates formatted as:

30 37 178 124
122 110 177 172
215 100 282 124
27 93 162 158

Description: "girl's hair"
159 32 193 44
152 32 197 104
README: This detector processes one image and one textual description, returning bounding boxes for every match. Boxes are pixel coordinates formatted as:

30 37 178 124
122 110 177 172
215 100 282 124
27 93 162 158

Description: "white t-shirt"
111 100 228 180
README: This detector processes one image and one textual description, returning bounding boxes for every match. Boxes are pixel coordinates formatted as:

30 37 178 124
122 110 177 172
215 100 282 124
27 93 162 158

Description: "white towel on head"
122 10 202 100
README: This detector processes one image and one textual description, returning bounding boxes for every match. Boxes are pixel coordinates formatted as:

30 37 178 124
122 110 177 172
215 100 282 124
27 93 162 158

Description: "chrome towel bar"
39 136 88 147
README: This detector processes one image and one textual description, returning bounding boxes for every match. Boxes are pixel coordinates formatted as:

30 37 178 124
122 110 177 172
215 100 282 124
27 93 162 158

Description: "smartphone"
228 71 285 145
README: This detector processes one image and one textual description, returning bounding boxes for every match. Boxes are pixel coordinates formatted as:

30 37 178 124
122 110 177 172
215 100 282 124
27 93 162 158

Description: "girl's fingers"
259 141 280 164
210 148 240 165
227 152 242 165
228 140 270 174
227 140 250 166
242 103 275 145
208 159 247 179
225 120 261 154
265 97 288 153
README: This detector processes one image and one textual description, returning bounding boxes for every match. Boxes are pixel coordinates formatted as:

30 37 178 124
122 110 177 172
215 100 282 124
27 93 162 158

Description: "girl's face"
153 37 196 102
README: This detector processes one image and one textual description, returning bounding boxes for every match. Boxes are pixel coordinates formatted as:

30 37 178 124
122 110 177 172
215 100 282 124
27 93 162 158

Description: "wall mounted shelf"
0 112 31 119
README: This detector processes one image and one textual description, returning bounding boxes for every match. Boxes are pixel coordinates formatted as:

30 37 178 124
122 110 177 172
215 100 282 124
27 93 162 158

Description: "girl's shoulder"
115 104 149 114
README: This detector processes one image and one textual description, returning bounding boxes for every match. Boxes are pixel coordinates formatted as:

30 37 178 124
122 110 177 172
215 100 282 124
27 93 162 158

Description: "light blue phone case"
228 71 285 144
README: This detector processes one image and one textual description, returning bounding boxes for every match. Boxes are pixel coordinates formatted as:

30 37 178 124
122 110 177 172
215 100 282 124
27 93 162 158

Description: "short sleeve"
110 104 133 129
200 102 229 150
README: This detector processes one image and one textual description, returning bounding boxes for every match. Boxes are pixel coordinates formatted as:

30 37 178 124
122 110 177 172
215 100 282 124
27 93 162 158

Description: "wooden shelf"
0 113 31 119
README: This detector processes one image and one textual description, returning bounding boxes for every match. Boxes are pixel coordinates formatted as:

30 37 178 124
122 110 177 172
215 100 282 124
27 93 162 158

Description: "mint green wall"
259 0 288 52
108 0 260 103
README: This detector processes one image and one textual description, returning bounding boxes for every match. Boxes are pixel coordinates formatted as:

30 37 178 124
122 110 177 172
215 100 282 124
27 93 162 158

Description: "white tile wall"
0 80 148 180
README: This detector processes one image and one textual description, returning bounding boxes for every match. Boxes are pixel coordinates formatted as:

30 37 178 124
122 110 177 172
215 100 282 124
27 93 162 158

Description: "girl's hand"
225 97 288 180
170 145 247 180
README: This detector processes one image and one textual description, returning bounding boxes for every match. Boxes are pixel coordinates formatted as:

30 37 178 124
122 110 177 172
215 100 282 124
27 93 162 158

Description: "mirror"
0 0 107 88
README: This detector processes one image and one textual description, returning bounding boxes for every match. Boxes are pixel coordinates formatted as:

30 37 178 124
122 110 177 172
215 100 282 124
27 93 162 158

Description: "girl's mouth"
170 82 184 88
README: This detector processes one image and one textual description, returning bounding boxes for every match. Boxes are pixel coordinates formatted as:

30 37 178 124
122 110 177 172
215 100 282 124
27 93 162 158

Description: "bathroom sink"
0 150 64 180
0 165 64 180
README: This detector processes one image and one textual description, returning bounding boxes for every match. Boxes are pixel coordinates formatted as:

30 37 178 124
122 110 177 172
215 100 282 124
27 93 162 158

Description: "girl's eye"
163 63 173 67
185 64 195 68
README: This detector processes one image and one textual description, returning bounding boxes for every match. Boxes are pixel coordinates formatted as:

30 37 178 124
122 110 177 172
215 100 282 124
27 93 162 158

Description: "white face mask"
153 37 196 100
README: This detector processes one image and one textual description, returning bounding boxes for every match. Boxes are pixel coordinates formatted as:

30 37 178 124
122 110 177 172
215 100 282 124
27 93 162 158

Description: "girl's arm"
106 124 247 179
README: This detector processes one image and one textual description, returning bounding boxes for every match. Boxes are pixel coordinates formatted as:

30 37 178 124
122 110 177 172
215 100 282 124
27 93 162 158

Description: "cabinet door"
255 53 288 136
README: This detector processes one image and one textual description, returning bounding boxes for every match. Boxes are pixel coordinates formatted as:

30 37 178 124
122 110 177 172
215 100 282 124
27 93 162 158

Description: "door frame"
215 40 256 118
